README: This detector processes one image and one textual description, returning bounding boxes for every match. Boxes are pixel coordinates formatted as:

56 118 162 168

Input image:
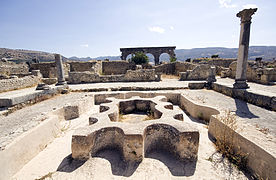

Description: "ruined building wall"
0 74 41 93
30 62 69 78
69 61 102 74
224 61 276 84
155 62 197 75
102 61 136 75
0 61 29 77
192 58 236 68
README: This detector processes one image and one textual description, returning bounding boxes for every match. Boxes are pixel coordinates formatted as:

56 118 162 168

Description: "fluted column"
233 8 257 89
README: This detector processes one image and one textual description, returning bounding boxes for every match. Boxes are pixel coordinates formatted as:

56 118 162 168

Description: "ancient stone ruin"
120 46 176 65
0 8 275 180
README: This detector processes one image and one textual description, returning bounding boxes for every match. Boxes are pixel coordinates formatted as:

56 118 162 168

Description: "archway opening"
126 54 133 61
145 53 154 65
159 53 170 63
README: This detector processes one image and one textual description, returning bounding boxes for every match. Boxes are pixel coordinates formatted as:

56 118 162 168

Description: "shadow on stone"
56 154 86 173
92 148 140 177
146 150 197 176
234 99 259 119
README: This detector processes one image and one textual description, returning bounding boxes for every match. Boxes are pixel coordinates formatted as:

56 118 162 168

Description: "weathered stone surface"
180 64 213 81
188 82 206 89
0 75 41 93
55 54 67 86
234 8 257 89
102 60 136 75
41 78 57 85
69 61 102 74
68 69 159 84
72 95 199 162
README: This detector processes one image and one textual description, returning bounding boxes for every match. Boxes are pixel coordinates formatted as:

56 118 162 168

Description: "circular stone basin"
119 112 153 123
118 100 161 123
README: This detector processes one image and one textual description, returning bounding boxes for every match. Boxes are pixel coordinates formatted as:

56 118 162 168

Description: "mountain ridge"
1 46 275 62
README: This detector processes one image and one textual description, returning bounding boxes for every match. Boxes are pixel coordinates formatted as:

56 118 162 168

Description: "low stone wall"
175 62 197 75
192 58 236 68
154 62 196 75
0 74 41 93
222 61 276 85
69 61 102 74
179 64 215 81
0 61 29 77
208 115 276 180
30 62 69 78
68 69 159 84
211 83 276 111
102 60 136 75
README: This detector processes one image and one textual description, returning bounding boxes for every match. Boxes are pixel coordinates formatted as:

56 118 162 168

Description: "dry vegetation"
215 110 248 171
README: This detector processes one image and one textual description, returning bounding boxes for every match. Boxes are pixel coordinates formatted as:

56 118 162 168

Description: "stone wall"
0 61 29 77
154 63 175 74
30 62 69 78
154 62 197 75
223 61 276 84
192 58 236 68
174 62 197 75
69 61 102 74
102 60 136 75
179 64 214 81
0 73 41 93
68 69 159 84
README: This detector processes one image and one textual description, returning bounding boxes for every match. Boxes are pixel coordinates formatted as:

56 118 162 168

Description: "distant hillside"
175 46 276 61
69 46 276 62
0 48 69 63
1 46 275 63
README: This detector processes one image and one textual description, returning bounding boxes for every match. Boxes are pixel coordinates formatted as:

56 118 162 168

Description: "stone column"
233 8 257 89
153 54 160 66
55 54 67 86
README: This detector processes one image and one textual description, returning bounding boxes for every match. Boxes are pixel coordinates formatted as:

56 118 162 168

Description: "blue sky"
0 0 275 57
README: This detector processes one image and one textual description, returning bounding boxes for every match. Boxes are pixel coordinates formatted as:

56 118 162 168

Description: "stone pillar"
233 8 257 89
153 54 160 66
55 54 67 86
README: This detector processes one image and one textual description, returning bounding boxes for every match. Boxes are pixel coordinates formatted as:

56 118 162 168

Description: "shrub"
130 52 149 65
211 54 219 58
170 57 177 63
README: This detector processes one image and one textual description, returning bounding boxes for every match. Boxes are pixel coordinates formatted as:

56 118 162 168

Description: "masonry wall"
0 61 29 77
102 61 136 75
192 58 236 68
0 75 41 93
30 62 69 78
227 61 276 84
69 61 102 74
68 69 158 84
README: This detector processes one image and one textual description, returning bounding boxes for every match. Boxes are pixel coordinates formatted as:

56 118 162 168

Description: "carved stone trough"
72 96 199 163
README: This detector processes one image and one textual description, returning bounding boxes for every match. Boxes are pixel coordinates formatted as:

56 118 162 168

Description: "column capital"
237 8 257 23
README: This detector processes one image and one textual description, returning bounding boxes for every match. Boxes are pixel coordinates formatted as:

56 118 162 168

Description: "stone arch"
159 52 171 62
120 46 176 65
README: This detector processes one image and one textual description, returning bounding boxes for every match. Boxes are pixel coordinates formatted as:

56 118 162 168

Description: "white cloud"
242 4 258 9
148 26 165 34
170 26 174 30
80 44 89 48
219 0 237 8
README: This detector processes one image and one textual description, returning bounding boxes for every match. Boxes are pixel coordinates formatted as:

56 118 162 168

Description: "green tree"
170 56 177 62
130 52 149 64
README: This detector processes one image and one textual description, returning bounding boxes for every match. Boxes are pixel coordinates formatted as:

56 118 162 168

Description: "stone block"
64 105 79 120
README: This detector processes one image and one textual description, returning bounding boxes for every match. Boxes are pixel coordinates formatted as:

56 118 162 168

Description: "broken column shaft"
55 54 66 86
